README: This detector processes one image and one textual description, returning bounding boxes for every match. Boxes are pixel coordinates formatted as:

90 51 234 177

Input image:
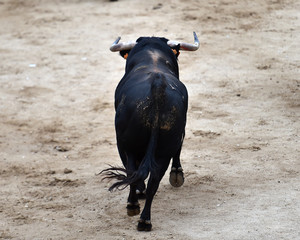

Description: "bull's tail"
100 128 158 191
101 73 165 191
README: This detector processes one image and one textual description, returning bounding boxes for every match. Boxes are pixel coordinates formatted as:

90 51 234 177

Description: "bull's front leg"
169 144 184 187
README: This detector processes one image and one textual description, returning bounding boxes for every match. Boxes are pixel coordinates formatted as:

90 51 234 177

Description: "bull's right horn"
167 32 200 51
110 37 137 52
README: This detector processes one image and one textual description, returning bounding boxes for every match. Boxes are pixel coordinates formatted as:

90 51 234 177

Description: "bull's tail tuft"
99 165 131 191
99 165 149 192
100 127 158 192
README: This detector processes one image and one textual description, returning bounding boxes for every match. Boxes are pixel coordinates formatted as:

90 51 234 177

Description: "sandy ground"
0 0 299 239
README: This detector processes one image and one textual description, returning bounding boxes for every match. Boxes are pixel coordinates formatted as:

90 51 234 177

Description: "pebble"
64 168 73 174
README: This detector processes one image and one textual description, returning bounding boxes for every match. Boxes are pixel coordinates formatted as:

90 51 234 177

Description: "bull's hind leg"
169 145 184 187
136 180 146 199
127 185 140 216
125 152 140 216
138 159 170 231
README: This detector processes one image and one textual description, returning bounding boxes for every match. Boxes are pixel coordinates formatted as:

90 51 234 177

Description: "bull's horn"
110 37 137 52
167 32 200 51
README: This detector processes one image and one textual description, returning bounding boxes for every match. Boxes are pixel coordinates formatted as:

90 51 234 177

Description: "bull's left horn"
110 37 137 52
167 32 200 51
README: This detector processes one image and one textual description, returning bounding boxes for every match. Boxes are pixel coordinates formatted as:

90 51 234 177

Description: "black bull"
101 33 199 231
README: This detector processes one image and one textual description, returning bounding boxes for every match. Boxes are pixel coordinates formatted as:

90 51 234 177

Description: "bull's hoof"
169 167 184 187
126 202 140 216
137 219 152 231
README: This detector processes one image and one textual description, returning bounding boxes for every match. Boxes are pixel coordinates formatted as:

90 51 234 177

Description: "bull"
101 32 199 231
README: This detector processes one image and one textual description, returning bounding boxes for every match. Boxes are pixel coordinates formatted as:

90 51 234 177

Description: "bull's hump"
146 49 174 74
148 50 164 72
148 50 160 65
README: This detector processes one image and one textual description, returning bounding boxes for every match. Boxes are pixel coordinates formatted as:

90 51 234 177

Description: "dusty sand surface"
0 0 299 239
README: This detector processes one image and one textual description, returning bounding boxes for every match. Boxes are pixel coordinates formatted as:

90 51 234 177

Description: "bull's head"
110 32 200 59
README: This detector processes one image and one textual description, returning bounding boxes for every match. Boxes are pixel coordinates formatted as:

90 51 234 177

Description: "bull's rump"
115 75 187 159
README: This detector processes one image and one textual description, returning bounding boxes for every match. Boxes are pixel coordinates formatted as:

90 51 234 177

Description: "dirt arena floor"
0 0 299 239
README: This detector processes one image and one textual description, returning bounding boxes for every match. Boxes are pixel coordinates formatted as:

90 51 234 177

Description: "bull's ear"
120 50 130 59
171 44 180 58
